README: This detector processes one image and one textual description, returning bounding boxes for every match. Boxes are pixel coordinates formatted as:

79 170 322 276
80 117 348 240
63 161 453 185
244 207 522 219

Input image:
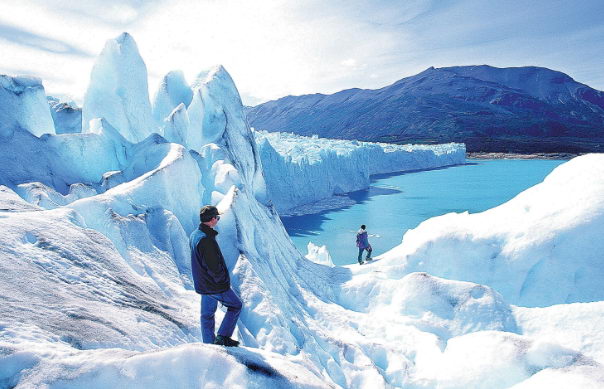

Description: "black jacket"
190 224 230 294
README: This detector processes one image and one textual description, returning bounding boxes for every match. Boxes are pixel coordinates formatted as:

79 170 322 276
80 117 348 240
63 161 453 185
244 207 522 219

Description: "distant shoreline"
467 152 578 160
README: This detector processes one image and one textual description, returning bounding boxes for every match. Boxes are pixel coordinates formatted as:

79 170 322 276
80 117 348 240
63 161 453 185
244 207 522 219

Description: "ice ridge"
255 130 465 213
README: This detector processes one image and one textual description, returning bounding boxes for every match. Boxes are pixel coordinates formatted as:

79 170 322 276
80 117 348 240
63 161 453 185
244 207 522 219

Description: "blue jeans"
200 288 242 344
358 246 372 263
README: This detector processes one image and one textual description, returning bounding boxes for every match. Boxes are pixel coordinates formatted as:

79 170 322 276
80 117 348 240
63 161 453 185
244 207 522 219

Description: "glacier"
82 32 156 143
255 131 465 214
1 32 603 389
47 96 82 135
151 70 193 125
0 75 55 138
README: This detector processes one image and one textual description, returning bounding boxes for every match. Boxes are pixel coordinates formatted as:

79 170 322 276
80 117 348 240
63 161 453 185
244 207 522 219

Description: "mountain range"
246 65 604 153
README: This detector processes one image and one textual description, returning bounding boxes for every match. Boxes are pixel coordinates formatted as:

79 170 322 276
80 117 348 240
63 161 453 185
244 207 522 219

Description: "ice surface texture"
1 32 603 388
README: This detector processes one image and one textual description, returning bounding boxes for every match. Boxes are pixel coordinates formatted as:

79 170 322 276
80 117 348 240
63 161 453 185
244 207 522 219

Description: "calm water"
281 159 566 266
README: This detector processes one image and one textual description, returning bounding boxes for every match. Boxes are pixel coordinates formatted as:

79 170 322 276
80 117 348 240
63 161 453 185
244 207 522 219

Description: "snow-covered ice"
375 154 604 307
0 323 328 389
305 242 335 267
1 32 603 388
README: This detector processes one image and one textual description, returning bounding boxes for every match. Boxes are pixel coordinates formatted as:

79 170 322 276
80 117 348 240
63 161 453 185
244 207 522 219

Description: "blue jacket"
356 230 370 249
190 224 230 294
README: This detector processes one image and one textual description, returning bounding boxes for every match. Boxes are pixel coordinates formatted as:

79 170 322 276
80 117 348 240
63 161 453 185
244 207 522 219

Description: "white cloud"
0 0 602 105
341 59 357 67
0 0 420 104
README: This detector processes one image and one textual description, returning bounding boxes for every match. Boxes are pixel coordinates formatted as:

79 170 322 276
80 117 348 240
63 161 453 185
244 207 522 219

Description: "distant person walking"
356 224 372 265
190 205 242 347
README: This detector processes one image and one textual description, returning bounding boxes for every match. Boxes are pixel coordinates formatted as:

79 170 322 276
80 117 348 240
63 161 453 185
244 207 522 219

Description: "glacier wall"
255 131 465 213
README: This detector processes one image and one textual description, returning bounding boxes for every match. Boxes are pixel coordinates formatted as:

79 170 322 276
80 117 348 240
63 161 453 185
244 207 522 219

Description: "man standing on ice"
190 205 242 347
356 224 373 265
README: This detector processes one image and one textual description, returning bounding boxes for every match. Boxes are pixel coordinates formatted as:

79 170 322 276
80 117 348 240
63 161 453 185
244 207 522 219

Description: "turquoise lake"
281 159 566 266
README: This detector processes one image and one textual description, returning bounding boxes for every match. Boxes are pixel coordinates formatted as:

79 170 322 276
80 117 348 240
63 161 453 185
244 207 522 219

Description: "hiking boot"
366 257 373 261
359 261 364 265
214 335 240 347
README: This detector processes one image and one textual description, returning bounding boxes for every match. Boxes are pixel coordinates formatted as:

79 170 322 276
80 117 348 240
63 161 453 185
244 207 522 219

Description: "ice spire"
82 32 155 143
163 103 189 146
151 70 193 124
183 87 205 151
190 65 267 202
0 75 55 137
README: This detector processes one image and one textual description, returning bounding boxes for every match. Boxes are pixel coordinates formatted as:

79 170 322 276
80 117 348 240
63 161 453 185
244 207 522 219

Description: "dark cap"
200 205 220 222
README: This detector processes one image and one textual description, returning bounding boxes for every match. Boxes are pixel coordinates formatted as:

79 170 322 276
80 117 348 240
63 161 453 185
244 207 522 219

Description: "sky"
0 0 603 106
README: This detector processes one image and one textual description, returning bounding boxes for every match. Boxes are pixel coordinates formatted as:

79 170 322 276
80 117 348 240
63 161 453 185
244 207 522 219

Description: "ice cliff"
255 131 465 214
1 32 603 388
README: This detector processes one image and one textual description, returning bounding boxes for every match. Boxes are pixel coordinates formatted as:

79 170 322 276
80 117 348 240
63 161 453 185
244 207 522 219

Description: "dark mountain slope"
247 66 604 153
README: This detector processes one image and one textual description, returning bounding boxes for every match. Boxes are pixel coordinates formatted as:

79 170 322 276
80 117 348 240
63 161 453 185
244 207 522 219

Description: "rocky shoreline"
467 152 579 160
